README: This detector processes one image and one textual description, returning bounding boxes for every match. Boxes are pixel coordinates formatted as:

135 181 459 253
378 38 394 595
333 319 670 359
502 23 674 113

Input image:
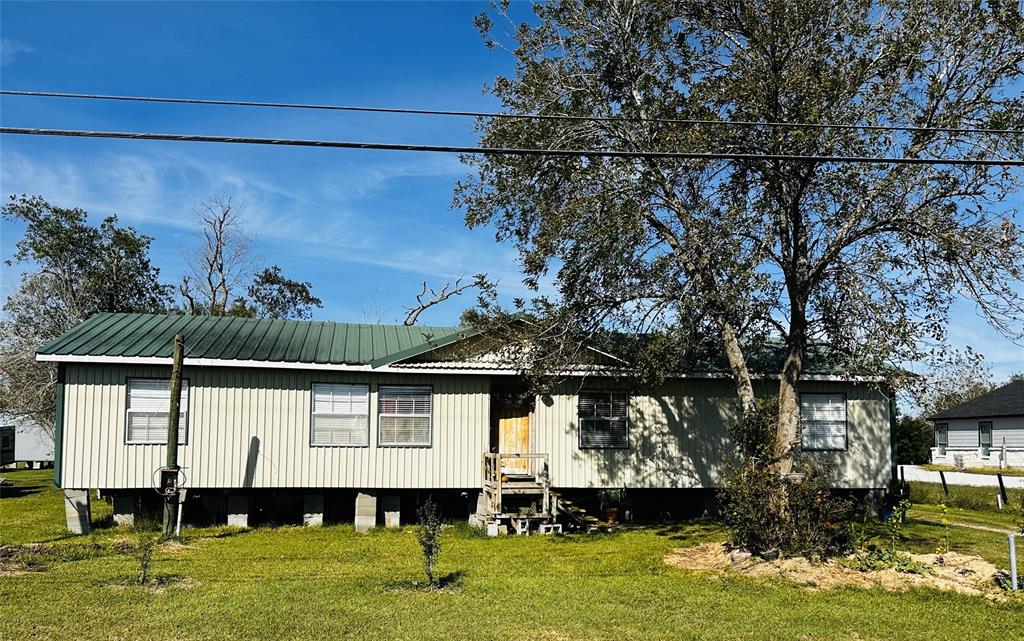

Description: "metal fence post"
1009 533 1018 591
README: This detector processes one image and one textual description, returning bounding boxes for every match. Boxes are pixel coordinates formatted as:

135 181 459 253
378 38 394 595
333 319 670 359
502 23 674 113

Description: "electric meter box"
158 466 180 495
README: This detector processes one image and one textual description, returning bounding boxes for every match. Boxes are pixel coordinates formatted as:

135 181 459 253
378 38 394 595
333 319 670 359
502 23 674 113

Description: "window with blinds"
126 378 189 444
578 391 629 448
378 385 431 446
311 383 369 446
800 393 847 451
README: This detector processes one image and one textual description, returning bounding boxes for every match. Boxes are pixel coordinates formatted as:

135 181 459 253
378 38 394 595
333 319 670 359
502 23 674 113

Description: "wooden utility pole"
162 333 185 538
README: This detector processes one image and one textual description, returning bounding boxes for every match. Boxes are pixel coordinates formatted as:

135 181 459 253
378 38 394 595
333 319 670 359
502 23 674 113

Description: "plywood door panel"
496 405 531 472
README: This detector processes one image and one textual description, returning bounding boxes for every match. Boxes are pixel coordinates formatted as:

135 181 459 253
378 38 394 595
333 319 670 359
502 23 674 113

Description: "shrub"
886 499 910 553
132 526 160 585
720 459 853 560
845 548 931 575
719 398 853 560
935 502 951 556
416 496 442 587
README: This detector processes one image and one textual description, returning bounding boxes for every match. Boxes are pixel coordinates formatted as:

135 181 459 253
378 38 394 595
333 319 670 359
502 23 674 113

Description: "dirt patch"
0 546 32 576
158 539 192 553
664 543 1014 600
103 576 199 594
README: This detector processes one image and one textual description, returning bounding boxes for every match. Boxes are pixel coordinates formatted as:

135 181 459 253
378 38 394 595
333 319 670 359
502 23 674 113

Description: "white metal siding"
532 379 891 489
60 364 892 490
60 364 488 489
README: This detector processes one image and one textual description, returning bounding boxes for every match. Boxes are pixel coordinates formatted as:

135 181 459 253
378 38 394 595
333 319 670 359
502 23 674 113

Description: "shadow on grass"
0 484 47 499
384 570 467 592
652 519 722 543
91 513 115 531
189 526 255 541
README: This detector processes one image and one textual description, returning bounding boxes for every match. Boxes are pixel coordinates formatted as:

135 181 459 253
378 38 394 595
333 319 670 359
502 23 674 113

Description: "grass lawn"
920 463 1024 478
2 468 1023 641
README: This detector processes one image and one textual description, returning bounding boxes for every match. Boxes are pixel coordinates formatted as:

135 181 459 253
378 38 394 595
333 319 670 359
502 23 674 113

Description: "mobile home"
38 313 895 534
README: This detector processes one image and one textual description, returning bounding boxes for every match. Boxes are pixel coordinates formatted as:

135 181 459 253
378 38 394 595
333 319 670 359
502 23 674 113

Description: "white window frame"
578 391 630 449
979 421 993 455
377 385 432 447
310 383 370 447
935 423 948 453
125 377 189 444
800 393 847 452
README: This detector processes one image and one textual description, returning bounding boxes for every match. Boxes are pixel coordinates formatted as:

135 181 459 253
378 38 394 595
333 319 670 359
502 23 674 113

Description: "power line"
3 126 1022 166
3 89 1023 136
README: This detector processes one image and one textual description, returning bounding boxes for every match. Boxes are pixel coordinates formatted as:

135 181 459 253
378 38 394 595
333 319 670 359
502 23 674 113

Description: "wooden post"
997 473 1008 508
162 334 184 538
939 470 949 496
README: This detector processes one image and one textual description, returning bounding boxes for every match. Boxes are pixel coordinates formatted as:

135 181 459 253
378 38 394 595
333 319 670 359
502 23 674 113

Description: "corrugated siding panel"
533 378 890 489
61 363 890 490
61 364 488 489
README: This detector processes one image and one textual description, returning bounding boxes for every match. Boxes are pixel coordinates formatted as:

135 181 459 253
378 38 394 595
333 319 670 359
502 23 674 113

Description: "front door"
492 392 532 473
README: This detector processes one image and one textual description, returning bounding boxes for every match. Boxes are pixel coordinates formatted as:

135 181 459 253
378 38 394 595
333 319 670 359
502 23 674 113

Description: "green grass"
1 467 112 546
908 481 1023 516
920 464 1024 477
2 468 1023 641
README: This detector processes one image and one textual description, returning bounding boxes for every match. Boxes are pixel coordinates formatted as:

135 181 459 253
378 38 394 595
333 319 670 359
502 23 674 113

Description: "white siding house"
930 379 1024 468
38 313 896 533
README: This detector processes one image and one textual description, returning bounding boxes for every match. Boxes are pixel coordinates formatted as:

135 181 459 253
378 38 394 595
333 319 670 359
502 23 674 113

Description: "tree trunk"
776 321 806 474
720 321 757 422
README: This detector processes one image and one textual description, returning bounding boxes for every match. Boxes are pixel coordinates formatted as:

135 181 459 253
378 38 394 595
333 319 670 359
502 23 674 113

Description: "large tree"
457 0 1024 472
1 195 170 431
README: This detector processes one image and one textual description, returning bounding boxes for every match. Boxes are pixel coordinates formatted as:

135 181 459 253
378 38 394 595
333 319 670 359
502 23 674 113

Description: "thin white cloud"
0 145 530 295
0 38 33 65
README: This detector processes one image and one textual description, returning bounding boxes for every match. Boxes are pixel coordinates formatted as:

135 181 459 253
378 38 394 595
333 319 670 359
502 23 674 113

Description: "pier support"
227 494 250 528
63 489 91 534
355 491 377 532
303 494 324 527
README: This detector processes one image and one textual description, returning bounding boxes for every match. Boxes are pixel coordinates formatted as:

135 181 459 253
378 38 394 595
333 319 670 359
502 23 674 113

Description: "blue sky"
1 1 1021 382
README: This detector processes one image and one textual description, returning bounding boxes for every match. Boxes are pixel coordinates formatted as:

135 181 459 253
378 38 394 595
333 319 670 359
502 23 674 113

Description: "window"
578 391 629 449
935 423 948 454
378 385 431 446
800 393 846 451
979 421 992 456
311 383 369 446
126 378 188 444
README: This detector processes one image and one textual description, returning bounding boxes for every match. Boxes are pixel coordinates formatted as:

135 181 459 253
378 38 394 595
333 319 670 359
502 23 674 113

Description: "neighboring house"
1 415 56 469
11 416 55 468
929 379 1024 468
38 313 895 534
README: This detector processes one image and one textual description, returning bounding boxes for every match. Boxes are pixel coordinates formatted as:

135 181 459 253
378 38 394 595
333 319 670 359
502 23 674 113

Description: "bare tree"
179 195 255 316
361 289 387 324
403 275 487 325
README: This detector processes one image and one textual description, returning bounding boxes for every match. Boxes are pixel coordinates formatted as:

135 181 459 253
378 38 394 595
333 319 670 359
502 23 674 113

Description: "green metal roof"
38 313 468 367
